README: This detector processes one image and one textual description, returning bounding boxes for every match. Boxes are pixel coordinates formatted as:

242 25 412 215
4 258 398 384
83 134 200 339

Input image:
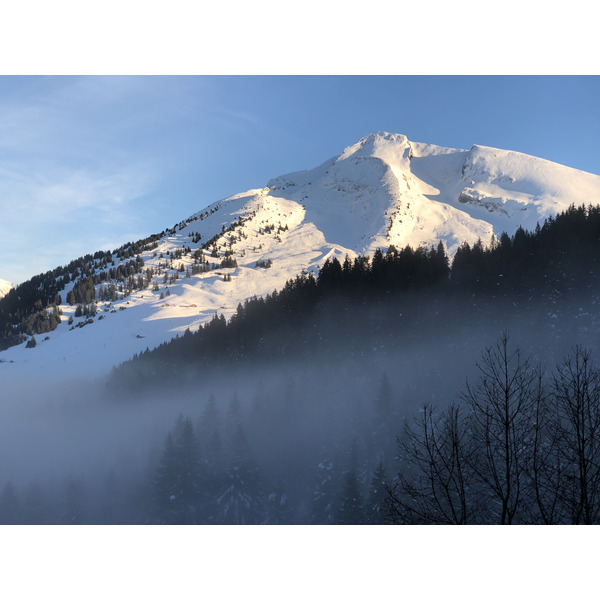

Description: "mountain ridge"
2 131 599 378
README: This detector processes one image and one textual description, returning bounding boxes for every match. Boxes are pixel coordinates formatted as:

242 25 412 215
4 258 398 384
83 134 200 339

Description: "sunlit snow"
2 131 600 379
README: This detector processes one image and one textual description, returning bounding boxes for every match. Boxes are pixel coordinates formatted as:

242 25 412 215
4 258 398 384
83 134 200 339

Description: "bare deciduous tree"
461 333 542 524
389 403 478 524
552 346 600 524
526 375 567 524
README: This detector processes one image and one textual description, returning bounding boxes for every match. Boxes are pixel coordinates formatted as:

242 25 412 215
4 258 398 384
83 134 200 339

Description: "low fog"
2 284 598 524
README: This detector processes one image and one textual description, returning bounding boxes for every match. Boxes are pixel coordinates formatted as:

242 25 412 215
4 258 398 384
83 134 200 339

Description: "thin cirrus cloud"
0 162 155 213
0 77 176 284
0 75 272 285
0 160 158 283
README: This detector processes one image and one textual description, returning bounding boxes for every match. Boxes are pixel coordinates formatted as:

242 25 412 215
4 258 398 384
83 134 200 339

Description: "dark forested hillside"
112 204 600 388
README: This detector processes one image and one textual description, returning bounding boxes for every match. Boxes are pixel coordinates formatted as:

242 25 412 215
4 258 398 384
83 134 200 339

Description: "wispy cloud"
0 75 266 284
0 76 170 283
2 162 154 211
213 107 260 125
0 161 157 282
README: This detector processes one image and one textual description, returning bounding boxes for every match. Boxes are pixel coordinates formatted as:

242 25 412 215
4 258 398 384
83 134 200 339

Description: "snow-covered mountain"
2 131 600 378
0 279 14 299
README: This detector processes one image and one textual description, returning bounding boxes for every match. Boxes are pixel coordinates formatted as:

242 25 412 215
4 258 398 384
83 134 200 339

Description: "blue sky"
0 75 599 284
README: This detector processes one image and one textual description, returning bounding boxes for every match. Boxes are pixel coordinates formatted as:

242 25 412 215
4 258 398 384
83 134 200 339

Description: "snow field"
3 131 600 379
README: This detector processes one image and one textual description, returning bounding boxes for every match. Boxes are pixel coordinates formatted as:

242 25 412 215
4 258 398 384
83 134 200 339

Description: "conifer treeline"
0 369 398 525
115 204 600 385
0 248 148 349
5 336 600 524
0 207 248 350
113 241 451 383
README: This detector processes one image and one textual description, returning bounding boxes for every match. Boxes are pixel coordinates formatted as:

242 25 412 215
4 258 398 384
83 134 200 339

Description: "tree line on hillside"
111 241 451 385
0 371 397 525
0 207 257 350
0 210 225 350
0 249 150 350
4 202 600 353
113 204 600 387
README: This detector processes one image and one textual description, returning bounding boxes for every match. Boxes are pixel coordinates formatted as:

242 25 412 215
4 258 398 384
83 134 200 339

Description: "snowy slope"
2 131 600 379
0 279 14 299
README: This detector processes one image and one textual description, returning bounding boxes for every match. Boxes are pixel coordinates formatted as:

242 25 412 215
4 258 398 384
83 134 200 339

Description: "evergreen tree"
202 429 225 522
153 415 203 524
366 462 389 524
372 373 396 468
264 478 294 524
337 467 364 524
225 392 242 437
196 396 225 522
216 425 265 524
310 459 338 524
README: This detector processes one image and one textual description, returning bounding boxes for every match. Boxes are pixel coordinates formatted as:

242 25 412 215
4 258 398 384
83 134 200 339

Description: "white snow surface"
2 131 600 379
0 279 13 299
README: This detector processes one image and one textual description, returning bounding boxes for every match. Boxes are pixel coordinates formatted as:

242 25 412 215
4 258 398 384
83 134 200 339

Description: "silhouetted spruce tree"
429 241 450 283
216 425 265 524
370 248 386 289
310 459 338 524
264 478 294 524
153 415 203 524
341 255 353 286
197 397 224 522
203 429 225 522
318 257 343 292
197 394 220 443
366 462 389 524
372 373 396 468
225 392 242 437
337 467 364 524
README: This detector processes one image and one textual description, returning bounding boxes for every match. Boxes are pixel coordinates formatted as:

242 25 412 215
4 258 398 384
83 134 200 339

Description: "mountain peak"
338 131 412 164
3 132 600 378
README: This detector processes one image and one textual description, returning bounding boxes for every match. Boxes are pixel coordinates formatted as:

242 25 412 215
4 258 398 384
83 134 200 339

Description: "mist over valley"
2 133 600 524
